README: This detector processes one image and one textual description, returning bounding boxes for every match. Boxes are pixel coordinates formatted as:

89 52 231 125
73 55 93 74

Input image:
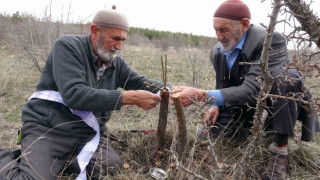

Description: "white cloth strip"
29 90 100 180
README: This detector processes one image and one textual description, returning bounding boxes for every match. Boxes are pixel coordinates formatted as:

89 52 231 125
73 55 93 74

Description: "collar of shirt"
218 32 247 71
97 63 107 81
95 55 117 69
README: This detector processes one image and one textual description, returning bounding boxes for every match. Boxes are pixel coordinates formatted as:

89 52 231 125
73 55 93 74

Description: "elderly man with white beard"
0 6 163 180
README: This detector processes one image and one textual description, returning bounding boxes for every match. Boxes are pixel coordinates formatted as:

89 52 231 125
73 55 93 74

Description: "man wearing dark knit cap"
172 0 319 179
0 7 164 180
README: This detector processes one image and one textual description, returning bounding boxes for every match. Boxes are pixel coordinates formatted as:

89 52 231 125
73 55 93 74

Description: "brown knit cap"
214 0 251 20
92 5 129 31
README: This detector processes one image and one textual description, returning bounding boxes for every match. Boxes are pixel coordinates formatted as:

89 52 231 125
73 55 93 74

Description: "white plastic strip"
29 90 100 180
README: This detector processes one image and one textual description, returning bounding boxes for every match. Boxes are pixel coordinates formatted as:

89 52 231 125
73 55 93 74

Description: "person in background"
0 6 164 180
172 0 319 179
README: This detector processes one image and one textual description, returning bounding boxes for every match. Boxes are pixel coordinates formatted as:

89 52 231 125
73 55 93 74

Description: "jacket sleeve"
220 31 289 107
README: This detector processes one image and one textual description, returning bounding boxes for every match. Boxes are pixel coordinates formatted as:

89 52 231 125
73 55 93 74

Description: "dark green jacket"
22 34 162 136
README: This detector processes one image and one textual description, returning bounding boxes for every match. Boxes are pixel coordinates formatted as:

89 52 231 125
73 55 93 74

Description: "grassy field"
1 17 320 179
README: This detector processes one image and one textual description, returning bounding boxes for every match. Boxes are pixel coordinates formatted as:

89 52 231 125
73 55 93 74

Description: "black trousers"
0 122 123 180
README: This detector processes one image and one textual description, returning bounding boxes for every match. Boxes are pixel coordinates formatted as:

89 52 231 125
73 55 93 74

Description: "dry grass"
1 21 320 180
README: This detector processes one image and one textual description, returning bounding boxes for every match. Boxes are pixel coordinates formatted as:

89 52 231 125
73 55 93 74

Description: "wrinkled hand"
171 86 205 107
122 90 161 110
169 86 187 105
171 86 188 94
204 106 219 126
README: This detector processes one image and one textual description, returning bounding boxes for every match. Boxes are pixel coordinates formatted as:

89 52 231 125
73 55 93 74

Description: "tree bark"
284 0 320 48
157 89 169 151
172 93 187 159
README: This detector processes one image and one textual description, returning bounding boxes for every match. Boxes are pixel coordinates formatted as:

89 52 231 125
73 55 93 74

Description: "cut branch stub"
172 93 187 159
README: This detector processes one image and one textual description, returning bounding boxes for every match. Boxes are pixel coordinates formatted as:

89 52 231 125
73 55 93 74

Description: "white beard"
97 48 117 64
221 39 236 52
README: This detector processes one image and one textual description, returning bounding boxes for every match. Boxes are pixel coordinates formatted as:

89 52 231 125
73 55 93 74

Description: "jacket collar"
241 25 267 61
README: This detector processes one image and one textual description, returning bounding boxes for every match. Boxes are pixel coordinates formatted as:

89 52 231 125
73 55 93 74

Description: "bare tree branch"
284 0 320 47
166 149 208 180
232 0 283 178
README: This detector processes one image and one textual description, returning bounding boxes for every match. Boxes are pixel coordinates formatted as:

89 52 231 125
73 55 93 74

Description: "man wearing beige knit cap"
172 0 319 179
0 6 164 180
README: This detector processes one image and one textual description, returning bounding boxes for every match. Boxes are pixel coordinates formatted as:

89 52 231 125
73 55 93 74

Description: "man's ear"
90 24 99 40
241 18 251 31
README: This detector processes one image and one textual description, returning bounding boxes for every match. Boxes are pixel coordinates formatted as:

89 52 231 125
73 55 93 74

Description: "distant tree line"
2 11 216 50
128 27 216 47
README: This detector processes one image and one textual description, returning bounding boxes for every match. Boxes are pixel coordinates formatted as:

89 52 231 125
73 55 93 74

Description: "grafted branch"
157 55 169 151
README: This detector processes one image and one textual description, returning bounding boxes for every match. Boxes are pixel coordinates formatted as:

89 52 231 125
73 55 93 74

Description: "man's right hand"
204 106 219 126
122 90 161 110
171 86 206 107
